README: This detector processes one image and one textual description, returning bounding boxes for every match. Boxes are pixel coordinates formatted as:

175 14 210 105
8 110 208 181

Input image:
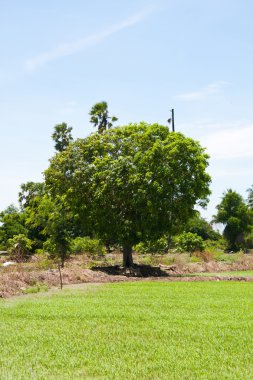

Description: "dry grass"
1 252 253 298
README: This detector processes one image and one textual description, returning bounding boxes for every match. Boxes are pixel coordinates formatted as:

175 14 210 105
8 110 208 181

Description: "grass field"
0 282 253 379
186 270 253 277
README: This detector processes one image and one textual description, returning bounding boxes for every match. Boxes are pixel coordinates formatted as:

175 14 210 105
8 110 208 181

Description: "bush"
7 234 33 262
175 232 205 255
134 237 168 254
23 283 48 294
70 237 106 256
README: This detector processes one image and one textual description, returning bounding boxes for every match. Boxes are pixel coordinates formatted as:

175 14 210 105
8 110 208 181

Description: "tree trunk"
123 244 133 267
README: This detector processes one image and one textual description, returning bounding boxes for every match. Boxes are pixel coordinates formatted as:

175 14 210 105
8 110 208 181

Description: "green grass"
0 282 253 379
189 270 253 277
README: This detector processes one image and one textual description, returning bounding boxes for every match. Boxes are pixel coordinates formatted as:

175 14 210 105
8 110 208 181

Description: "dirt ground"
1 252 253 298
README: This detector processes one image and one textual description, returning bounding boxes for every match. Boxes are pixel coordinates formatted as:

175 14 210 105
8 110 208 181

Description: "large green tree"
89 101 118 134
213 189 253 251
45 123 211 267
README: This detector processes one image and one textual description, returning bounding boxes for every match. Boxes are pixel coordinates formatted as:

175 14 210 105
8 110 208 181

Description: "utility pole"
167 108 175 132
171 108 175 132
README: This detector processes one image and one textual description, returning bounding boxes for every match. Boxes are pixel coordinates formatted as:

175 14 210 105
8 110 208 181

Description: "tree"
184 212 220 240
247 185 253 209
89 101 118 133
0 205 27 249
45 123 211 267
41 196 74 267
52 122 73 152
213 189 253 251
18 182 47 249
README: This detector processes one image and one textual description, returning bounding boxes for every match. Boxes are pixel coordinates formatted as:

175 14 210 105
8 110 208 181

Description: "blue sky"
0 0 252 221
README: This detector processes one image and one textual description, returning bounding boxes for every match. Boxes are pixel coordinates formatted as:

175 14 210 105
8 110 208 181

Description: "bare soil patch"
1 253 253 298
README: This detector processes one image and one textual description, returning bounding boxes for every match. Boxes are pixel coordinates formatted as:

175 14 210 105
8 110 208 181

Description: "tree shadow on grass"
91 264 170 277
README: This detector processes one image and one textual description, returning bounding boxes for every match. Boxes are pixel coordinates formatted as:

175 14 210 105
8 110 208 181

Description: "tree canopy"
45 123 211 266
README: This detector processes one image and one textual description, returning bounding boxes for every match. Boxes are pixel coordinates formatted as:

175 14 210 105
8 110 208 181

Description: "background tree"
89 101 118 133
184 212 220 241
52 122 73 152
213 189 253 251
19 181 45 210
45 123 211 267
247 185 253 209
0 205 27 249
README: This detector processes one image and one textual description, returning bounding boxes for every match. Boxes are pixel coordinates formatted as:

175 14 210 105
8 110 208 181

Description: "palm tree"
89 101 118 134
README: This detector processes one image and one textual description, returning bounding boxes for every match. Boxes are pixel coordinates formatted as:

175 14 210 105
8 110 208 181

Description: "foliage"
0 205 27 249
213 189 253 251
52 122 73 152
7 233 33 261
184 212 220 240
25 194 78 266
175 231 205 254
70 236 106 256
0 283 253 379
89 101 118 133
247 185 253 209
45 123 211 267
18 182 45 210
41 197 73 267
134 237 168 254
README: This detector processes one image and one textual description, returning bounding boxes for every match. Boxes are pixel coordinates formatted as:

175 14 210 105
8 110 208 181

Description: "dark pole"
171 109 175 132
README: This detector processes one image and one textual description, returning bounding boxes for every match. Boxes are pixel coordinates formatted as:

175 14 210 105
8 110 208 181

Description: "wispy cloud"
25 5 155 71
175 81 230 101
201 123 253 159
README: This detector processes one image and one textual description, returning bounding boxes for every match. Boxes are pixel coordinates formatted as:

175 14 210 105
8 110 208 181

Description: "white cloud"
175 81 230 101
25 5 155 71
201 124 253 159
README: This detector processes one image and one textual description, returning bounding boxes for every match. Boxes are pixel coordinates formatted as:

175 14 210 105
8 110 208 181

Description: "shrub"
23 283 48 294
7 234 33 262
134 237 168 254
175 232 205 255
70 237 106 256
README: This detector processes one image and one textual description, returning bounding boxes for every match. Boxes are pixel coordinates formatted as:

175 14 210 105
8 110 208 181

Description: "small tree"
52 122 73 152
89 101 118 133
39 196 73 267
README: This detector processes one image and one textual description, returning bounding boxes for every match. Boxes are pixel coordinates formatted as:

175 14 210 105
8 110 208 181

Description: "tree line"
0 102 253 266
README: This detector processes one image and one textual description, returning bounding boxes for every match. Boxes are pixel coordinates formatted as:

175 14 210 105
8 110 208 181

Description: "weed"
23 283 48 294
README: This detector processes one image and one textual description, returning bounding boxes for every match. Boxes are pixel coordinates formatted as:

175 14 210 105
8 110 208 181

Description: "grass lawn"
0 282 253 379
